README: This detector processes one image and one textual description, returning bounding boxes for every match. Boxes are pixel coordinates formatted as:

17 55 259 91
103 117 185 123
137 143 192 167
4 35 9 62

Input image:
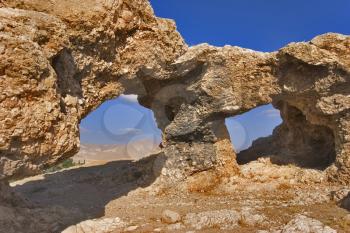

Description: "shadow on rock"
341 194 350 211
10 153 165 233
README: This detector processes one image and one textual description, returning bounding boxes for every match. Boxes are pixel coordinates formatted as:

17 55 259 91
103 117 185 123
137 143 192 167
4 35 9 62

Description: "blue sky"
150 0 350 51
80 0 350 151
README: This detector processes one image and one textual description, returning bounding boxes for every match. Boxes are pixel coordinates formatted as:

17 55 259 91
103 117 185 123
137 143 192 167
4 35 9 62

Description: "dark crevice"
52 48 82 99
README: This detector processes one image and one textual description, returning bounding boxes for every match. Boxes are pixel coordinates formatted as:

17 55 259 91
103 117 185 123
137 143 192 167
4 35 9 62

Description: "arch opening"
77 94 162 164
225 104 282 153
225 103 336 170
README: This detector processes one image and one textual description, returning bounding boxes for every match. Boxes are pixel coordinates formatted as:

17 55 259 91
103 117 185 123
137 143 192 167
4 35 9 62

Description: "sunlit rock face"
141 45 279 181
273 34 350 183
145 34 350 184
0 0 186 180
238 35 350 184
0 0 349 187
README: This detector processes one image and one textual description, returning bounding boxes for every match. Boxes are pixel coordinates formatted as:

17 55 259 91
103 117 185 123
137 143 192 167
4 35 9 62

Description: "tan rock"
1 1 349 187
0 2 349 232
161 210 181 224
280 215 336 233
61 217 127 233
0 0 186 180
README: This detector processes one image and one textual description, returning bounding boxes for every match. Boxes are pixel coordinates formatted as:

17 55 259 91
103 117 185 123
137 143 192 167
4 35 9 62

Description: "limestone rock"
183 209 240 230
0 0 350 232
330 188 350 202
155 33 350 189
235 34 350 184
183 208 264 231
280 215 336 233
1 0 349 187
0 0 186 180
61 217 127 233
0 2 349 232
239 208 266 227
125 225 139 231
161 209 181 224
166 223 184 231
342 214 350 226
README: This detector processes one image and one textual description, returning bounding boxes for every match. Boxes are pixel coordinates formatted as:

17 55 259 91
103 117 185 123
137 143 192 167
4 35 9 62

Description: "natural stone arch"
0 1 187 180
0 0 349 188
139 44 279 183
126 35 350 185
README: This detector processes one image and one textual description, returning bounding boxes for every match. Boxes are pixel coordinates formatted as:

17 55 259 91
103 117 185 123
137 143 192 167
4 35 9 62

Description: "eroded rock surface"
280 215 337 233
1 0 349 186
61 217 127 233
146 45 278 182
152 33 350 186
239 35 350 184
0 0 186 180
0 1 350 232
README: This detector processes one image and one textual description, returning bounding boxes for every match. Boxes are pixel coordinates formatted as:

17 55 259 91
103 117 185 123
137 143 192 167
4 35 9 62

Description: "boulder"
280 215 336 233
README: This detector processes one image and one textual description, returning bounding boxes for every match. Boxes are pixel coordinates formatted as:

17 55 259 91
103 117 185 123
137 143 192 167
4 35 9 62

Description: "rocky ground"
9 157 350 233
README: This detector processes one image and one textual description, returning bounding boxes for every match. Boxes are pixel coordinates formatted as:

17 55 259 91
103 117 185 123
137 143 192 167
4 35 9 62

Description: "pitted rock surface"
0 0 186 180
0 4 349 233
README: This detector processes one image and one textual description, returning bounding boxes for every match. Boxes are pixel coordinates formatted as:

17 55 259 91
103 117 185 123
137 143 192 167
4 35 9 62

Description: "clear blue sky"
81 0 350 151
150 0 350 51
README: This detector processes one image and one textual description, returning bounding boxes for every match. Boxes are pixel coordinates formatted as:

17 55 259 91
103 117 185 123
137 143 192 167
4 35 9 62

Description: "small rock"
342 214 350 225
64 95 78 106
280 215 336 233
61 217 126 233
125 225 138 231
330 188 350 202
161 210 181 224
184 209 240 230
0 44 5 54
167 223 184 230
121 10 133 22
239 208 265 227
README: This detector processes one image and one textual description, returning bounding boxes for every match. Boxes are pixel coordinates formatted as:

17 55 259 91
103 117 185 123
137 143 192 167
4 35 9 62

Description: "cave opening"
229 103 336 170
78 94 162 163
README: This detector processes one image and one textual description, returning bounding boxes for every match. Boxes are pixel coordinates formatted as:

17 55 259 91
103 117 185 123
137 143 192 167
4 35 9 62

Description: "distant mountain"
73 138 161 163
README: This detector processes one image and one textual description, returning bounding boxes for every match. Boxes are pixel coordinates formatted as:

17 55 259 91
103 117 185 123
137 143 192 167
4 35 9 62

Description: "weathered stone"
330 188 350 202
280 215 336 233
0 2 349 232
161 210 181 224
1 1 349 187
0 0 186 180
236 34 350 184
61 217 127 233
184 209 240 230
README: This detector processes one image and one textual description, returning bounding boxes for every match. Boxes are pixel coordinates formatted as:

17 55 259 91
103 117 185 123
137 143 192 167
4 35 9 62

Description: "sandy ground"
10 157 350 233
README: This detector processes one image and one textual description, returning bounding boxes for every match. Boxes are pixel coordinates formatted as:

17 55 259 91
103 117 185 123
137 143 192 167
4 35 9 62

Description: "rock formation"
146 34 350 185
142 45 278 184
0 0 186 180
238 35 350 184
0 2 349 231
